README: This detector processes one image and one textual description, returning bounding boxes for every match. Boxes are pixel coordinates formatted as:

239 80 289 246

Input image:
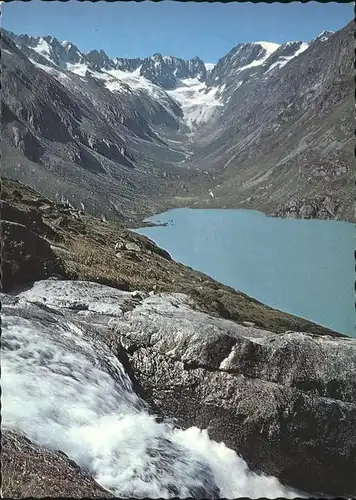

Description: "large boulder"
107 292 356 496
8 280 356 497
1 200 61 241
2 221 64 291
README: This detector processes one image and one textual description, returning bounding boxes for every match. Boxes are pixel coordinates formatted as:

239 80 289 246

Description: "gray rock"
108 292 356 496
2 221 65 292
125 242 141 252
299 204 315 219
131 290 145 299
2 430 112 498
242 320 255 327
16 280 355 496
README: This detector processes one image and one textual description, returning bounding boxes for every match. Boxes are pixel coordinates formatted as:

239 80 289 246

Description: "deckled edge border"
0 0 353 3
0 1 354 499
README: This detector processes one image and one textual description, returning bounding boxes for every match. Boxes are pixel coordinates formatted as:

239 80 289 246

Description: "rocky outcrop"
13 279 356 497
275 196 338 219
1 200 62 241
108 293 356 497
2 430 112 498
1 191 69 291
2 221 65 291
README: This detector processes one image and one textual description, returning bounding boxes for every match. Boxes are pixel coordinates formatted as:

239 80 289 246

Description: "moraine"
134 208 354 337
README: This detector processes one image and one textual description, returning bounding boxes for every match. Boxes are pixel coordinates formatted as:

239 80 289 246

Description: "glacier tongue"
167 78 223 130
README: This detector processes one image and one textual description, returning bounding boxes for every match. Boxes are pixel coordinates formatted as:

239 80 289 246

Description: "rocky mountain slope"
187 24 354 220
1 31 200 223
2 178 355 498
1 21 353 222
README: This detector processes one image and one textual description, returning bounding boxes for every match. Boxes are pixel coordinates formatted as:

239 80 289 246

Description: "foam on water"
2 298 301 498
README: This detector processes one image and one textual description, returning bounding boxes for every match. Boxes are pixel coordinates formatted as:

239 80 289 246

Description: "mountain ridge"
1 23 353 222
5 29 208 89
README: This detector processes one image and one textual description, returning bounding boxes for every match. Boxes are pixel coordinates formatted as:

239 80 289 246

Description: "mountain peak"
253 41 281 53
315 30 334 42
85 49 115 71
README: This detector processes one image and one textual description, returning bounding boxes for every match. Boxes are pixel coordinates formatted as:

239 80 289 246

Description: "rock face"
140 54 207 89
107 293 356 496
275 196 338 219
2 430 112 498
206 41 280 88
2 221 64 291
11 279 356 497
3 284 294 500
190 22 353 221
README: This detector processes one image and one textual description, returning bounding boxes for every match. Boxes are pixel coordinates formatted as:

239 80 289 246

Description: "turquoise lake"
134 208 355 337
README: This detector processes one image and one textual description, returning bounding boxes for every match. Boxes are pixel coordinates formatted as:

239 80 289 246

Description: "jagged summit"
262 40 309 74
6 28 325 92
6 31 86 69
86 49 117 71
139 53 207 89
315 30 334 42
5 29 207 89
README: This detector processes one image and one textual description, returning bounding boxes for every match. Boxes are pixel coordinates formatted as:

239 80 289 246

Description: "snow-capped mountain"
1 21 353 221
7 31 207 90
263 41 309 74
5 29 220 132
206 40 310 89
7 30 317 133
7 33 86 69
139 54 207 89
4 30 317 133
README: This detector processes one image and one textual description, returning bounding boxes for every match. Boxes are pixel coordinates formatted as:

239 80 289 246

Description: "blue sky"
3 1 353 62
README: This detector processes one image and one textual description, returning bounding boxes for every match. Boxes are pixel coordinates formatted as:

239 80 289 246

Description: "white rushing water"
2 285 301 498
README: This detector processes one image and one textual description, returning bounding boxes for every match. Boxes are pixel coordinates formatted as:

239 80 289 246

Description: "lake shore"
135 207 354 336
